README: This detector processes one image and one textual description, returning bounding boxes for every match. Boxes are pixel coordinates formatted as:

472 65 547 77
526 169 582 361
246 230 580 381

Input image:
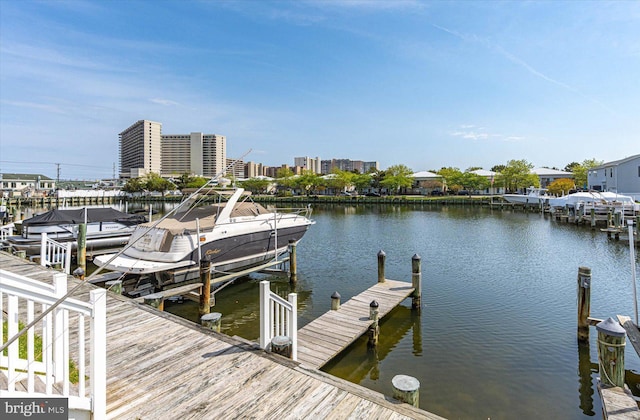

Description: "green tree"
328 169 355 193
380 164 413 194
144 172 174 193
295 170 322 196
352 173 373 192
276 167 296 190
460 171 490 192
186 176 209 189
241 178 271 194
567 158 603 189
437 167 463 192
122 177 144 193
491 164 506 173
496 159 538 192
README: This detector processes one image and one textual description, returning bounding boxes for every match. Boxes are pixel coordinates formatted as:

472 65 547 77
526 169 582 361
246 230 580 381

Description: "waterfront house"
469 169 504 195
587 154 640 200
0 173 56 197
531 167 574 189
411 171 443 195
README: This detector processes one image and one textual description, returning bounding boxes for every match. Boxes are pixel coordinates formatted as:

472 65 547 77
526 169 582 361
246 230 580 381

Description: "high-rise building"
119 120 226 179
162 132 226 178
320 158 379 174
226 158 245 179
245 161 265 178
294 156 321 174
119 120 162 179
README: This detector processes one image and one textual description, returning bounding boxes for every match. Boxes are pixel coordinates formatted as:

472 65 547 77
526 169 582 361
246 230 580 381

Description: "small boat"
3 207 147 255
502 187 551 206
93 188 314 291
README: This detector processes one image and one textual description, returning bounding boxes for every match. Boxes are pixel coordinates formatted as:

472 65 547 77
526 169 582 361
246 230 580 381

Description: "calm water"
22 202 639 418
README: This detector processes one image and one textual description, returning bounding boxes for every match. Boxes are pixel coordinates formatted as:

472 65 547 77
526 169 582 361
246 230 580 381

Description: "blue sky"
1 0 638 180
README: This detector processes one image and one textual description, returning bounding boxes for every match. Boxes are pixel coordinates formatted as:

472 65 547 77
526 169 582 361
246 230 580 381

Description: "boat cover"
23 208 147 227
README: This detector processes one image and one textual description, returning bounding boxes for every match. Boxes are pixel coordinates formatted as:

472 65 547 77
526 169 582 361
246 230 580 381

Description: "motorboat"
548 191 639 213
502 187 551 207
93 187 314 291
3 207 147 255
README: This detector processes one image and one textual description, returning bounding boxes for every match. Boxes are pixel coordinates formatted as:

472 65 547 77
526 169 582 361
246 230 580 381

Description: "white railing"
40 232 72 274
0 270 106 419
0 224 13 241
259 280 297 361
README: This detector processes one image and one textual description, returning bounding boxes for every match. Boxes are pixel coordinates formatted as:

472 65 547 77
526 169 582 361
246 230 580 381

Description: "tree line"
122 158 602 196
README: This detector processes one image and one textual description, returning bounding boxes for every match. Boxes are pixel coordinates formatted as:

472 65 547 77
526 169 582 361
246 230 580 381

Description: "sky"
0 0 638 180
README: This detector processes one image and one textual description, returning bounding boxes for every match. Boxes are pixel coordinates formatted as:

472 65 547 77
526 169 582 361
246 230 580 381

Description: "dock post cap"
331 291 341 299
271 335 292 345
377 250 386 257
596 317 625 337
72 267 85 277
392 374 420 391
369 300 379 308
201 312 222 322
412 253 421 261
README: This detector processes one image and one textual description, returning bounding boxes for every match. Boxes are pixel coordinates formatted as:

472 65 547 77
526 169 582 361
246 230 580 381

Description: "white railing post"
90 288 107 419
64 242 72 274
53 272 67 382
259 280 270 349
288 292 298 361
7 294 19 392
41 232 48 266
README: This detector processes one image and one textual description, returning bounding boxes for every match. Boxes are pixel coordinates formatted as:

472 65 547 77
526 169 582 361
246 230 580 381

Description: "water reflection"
577 340 596 416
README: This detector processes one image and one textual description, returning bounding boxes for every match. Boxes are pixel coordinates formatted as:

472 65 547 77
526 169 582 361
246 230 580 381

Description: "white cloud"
150 98 180 106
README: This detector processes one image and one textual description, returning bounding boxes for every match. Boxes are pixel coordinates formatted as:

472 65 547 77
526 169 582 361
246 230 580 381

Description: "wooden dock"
297 279 415 369
0 252 443 419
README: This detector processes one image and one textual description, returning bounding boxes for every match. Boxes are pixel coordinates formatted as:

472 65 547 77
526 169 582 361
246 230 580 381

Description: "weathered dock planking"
0 253 443 419
297 279 415 369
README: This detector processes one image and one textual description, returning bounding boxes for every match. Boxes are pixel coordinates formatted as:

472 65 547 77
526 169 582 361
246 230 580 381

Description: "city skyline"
1 1 638 180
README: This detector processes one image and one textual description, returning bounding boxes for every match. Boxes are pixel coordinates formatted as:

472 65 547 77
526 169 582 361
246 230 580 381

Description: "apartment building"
320 159 379 174
294 156 321 174
119 120 226 179
119 120 162 178
162 133 226 178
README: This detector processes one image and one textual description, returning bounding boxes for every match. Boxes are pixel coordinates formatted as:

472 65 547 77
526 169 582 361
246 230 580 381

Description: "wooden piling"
199 260 212 318
377 250 386 283
590 208 596 229
288 239 297 283
200 312 222 333
271 335 293 358
596 318 625 387
144 293 164 311
331 291 341 311
368 300 379 348
577 266 592 342
392 375 420 407
77 223 87 273
412 254 422 310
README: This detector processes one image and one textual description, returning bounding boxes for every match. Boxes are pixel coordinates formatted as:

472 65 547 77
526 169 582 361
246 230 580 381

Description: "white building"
587 154 640 200
162 132 226 178
294 156 321 174
531 167 573 188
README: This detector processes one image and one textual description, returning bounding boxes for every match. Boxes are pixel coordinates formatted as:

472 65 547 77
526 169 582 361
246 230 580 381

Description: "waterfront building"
0 173 56 197
226 158 245 179
320 159 379 174
532 167 574 188
587 153 640 200
119 120 162 179
294 156 321 174
245 161 266 178
162 133 226 178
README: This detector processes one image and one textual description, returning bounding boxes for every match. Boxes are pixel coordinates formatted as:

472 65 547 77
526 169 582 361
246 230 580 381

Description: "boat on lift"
93 187 314 292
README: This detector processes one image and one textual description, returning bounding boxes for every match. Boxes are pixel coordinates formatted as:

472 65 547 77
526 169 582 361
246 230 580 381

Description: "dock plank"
0 252 442 419
297 279 415 369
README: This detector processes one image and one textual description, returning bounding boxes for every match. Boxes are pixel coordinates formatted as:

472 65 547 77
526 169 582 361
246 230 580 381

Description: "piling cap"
370 300 379 308
72 267 85 277
378 250 386 257
596 317 626 337
331 291 341 299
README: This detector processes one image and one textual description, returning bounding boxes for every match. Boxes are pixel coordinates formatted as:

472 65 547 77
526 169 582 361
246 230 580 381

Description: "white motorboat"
3 207 147 255
94 188 314 289
548 191 639 213
502 187 551 206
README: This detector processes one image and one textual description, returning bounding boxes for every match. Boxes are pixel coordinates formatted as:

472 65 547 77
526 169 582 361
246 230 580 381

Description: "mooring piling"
577 266 592 342
378 250 386 283
595 317 626 387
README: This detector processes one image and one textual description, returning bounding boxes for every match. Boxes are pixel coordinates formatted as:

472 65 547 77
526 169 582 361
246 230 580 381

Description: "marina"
2 201 640 418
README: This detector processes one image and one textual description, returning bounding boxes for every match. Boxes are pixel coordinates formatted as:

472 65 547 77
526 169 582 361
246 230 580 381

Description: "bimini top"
138 201 272 235
22 208 147 227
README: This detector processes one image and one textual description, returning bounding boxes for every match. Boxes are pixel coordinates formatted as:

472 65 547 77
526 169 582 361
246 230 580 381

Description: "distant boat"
93 187 314 292
502 187 551 207
548 191 639 213
3 207 147 255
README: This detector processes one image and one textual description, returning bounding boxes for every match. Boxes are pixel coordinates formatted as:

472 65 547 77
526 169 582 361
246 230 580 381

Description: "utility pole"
56 163 61 187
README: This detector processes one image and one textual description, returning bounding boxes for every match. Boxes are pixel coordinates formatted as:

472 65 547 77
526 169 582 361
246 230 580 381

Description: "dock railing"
0 224 13 241
259 280 297 361
0 270 106 420
40 232 72 274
